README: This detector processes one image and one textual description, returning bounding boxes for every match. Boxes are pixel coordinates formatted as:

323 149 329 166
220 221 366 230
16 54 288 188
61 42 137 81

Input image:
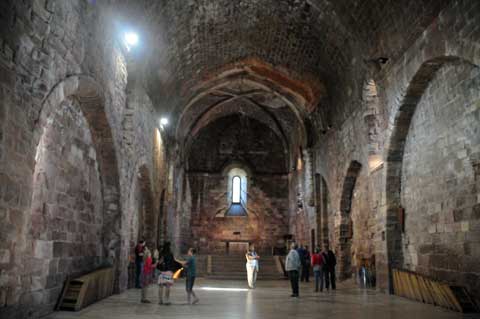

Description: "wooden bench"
57 267 115 311
392 268 478 313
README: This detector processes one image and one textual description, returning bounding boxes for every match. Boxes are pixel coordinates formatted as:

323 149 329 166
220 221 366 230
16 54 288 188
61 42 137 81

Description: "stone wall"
401 62 480 298
299 0 480 296
189 173 289 255
0 0 479 317
182 114 290 254
28 97 104 315
0 1 169 317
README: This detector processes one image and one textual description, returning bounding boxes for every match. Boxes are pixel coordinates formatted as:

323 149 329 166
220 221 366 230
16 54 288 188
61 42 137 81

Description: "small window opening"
232 176 241 203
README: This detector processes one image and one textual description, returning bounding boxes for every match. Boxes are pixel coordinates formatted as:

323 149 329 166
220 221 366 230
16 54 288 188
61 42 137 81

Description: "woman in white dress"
245 244 260 289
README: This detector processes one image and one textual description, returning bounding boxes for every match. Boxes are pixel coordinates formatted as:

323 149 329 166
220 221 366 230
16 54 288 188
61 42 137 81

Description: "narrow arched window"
232 176 241 203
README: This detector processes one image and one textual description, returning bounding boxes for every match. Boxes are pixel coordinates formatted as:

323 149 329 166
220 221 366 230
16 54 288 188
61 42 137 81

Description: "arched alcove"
385 57 480 296
337 160 362 279
30 75 123 301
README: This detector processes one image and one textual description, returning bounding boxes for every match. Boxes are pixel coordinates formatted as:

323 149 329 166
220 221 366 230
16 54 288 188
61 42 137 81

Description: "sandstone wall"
189 173 289 255
401 62 480 298
290 0 480 298
0 1 168 317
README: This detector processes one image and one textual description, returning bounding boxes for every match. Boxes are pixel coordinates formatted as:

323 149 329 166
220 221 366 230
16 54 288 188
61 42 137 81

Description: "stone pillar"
303 149 315 207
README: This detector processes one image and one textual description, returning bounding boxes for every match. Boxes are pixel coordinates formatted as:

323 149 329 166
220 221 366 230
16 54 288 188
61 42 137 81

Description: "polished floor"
47 279 480 319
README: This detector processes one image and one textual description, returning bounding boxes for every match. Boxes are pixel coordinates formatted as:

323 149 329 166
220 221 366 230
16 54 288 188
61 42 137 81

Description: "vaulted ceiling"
114 0 450 146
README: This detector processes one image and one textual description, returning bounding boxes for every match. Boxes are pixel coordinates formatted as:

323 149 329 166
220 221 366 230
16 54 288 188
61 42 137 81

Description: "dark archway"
338 160 362 279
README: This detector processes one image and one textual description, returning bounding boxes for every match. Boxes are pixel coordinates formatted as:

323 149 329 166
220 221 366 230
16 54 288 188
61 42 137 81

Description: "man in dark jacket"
322 246 336 290
301 245 311 282
296 244 306 281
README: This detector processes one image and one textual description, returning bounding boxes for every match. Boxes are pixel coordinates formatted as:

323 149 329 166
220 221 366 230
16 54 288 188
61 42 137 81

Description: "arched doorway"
338 161 362 279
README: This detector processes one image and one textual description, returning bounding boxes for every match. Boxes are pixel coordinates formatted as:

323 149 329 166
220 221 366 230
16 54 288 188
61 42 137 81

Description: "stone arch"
337 160 362 279
363 79 383 172
176 71 315 152
384 56 479 291
33 75 123 289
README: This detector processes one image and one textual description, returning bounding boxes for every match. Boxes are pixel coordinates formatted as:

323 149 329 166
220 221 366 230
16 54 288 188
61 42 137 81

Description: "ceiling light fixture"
160 118 169 126
125 32 138 45
123 32 139 51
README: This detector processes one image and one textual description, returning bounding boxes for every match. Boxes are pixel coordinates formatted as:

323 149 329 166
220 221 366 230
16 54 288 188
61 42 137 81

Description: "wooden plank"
56 277 70 311
425 278 442 307
417 276 434 305
409 273 423 302
403 272 415 300
392 270 399 295
397 270 408 298
442 285 463 312
431 280 450 308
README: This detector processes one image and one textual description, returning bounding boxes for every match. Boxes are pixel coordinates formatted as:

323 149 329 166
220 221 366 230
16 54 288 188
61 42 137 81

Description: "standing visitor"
326 248 337 290
182 248 199 304
302 245 311 282
296 244 305 281
321 247 330 290
285 243 301 297
311 247 324 292
153 248 160 280
245 244 260 289
140 248 156 303
323 246 337 290
134 239 146 288
157 242 176 305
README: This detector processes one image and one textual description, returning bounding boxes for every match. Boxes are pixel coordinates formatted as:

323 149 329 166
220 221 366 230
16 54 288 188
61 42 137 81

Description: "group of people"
244 242 336 297
285 243 336 297
134 239 336 303
134 240 199 305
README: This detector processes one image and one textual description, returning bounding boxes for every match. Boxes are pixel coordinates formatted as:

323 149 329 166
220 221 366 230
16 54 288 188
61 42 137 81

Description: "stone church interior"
0 0 479 318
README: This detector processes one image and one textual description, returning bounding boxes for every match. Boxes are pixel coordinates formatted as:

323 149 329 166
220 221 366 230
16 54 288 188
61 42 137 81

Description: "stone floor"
47 279 480 319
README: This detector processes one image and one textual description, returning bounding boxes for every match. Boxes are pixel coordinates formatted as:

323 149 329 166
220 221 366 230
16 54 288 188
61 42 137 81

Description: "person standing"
296 244 305 281
245 244 260 289
157 242 176 305
323 246 337 290
141 248 155 303
134 239 146 288
326 248 337 290
153 248 160 280
182 248 199 305
311 247 324 292
302 245 311 282
285 243 301 297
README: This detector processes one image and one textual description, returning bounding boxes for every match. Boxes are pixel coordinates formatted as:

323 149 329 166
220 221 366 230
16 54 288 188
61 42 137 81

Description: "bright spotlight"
124 32 138 47
160 118 169 126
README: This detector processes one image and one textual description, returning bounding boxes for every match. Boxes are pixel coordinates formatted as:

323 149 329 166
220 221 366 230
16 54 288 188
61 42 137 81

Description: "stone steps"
207 255 283 280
